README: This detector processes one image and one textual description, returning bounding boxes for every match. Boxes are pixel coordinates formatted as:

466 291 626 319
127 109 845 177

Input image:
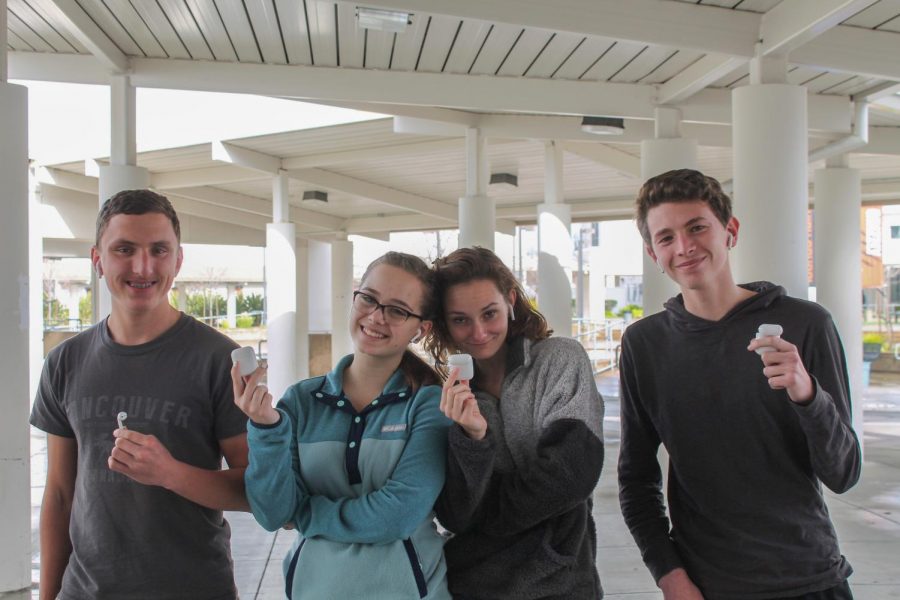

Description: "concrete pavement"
29 373 900 598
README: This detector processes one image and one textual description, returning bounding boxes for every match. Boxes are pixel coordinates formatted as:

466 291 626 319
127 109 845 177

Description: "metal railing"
44 318 87 332
573 318 627 375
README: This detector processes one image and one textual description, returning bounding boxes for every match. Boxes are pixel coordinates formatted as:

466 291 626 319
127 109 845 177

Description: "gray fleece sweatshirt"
618 282 861 599
436 336 605 600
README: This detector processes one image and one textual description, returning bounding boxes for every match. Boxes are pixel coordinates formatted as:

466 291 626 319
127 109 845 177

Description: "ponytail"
399 349 442 393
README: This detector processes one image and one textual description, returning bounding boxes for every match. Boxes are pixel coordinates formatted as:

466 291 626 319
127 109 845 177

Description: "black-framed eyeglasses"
352 291 424 325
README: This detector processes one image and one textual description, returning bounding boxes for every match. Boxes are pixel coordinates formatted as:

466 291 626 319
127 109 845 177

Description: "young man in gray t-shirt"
31 190 249 600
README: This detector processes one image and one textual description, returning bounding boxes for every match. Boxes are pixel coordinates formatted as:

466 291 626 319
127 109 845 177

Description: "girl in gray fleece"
427 247 605 600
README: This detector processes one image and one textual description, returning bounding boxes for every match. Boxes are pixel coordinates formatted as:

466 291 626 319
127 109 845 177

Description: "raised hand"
108 429 177 487
231 362 280 425
440 366 487 440
747 335 814 404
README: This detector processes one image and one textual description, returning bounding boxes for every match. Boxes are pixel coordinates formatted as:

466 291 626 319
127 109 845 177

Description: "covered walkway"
6 1 900 597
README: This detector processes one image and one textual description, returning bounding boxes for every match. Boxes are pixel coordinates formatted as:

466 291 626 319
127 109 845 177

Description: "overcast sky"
15 79 382 165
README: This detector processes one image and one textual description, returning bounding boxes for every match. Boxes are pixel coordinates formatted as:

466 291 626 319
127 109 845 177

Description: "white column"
640 107 698 315
265 174 296 401
732 57 808 297
0 75 33 599
814 157 864 444
458 128 495 250
226 285 237 328
331 236 354 365
295 239 310 380
537 140 573 337
95 75 150 322
308 240 331 333
30 177 45 399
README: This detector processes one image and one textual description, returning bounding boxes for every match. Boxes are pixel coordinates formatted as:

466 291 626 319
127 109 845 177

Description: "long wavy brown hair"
425 247 551 373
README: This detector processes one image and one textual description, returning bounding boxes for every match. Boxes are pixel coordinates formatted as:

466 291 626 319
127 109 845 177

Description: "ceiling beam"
127 57 657 121
48 0 130 73
35 167 98 195
862 127 900 155
9 51 110 83
759 0 878 57
173 186 345 231
165 192 269 231
212 141 282 173
285 168 458 222
561 142 641 178
334 0 761 58
281 138 464 169
44 238 94 257
343 213 516 236
496 196 637 220
10 53 850 131
791 25 900 81
656 54 746 105
151 165 268 189
303 99 480 127
859 179 900 203
854 82 900 102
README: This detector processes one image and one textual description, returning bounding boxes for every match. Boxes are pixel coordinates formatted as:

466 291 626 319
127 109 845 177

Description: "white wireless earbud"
507 302 516 321
411 328 424 344
656 257 665 273
116 412 128 430
726 233 734 249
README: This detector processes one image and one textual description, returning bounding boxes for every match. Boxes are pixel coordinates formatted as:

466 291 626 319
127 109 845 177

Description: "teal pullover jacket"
245 355 452 599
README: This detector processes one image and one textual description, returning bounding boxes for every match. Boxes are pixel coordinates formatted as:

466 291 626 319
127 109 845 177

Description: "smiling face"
645 200 738 293
91 212 183 320
350 263 431 360
442 278 515 361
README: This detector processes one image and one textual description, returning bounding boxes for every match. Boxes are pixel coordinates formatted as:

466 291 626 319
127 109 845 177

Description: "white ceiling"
8 0 900 247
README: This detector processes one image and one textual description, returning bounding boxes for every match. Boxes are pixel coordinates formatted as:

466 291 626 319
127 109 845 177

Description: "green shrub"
79 291 92 326
863 332 884 344
617 303 643 319
236 314 255 328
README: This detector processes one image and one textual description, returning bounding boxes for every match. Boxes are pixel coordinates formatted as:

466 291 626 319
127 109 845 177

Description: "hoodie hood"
663 281 787 333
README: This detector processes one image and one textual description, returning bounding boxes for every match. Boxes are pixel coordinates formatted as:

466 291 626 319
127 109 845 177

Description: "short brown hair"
635 169 732 245
95 189 180 247
425 247 551 371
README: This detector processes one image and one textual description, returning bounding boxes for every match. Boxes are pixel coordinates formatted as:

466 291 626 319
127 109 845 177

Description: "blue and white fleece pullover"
245 355 452 600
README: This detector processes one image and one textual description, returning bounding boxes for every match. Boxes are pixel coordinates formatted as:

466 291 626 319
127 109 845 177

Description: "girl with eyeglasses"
425 247 605 600
233 252 452 599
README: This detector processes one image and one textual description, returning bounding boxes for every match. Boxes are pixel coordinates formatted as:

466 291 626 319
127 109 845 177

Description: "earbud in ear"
726 233 734 249
411 328 424 344
507 302 516 321
656 258 665 274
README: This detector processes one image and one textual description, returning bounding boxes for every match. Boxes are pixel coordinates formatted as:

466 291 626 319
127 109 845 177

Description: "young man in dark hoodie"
617 169 861 599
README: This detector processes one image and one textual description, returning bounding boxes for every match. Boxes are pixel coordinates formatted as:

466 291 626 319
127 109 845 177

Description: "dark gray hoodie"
618 282 861 599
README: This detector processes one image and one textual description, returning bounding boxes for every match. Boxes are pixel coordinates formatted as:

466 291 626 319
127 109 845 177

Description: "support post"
814 157 864 448
0 74 33 599
537 140 573 337
639 107 698 314
458 128 495 250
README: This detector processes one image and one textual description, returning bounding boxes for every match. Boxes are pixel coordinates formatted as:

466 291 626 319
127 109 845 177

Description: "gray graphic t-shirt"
31 313 247 600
